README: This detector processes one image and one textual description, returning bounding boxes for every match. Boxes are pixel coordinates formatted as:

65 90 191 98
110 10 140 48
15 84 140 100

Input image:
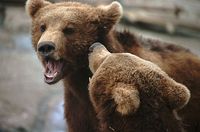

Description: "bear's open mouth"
44 59 64 84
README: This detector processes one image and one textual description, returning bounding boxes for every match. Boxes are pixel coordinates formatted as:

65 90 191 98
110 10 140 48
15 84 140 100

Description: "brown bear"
25 0 200 132
88 42 190 132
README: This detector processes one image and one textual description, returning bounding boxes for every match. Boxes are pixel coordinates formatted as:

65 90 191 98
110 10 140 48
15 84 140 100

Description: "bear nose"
38 41 55 57
89 42 105 53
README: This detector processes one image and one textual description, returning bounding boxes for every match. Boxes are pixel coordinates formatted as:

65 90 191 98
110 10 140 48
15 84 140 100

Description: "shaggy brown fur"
88 43 190 132
26 0 200 132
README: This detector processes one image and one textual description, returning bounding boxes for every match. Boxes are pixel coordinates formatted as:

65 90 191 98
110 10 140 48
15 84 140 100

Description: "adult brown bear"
26 0 200 132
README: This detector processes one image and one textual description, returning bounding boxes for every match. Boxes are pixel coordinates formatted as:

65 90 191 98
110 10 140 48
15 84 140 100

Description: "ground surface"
0 5 199 132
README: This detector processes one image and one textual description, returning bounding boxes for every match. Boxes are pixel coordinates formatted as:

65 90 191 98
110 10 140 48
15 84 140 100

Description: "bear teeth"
46 72 58 78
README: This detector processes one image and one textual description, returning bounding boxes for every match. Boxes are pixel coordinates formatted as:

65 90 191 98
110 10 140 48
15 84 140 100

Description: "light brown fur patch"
112 83 140 115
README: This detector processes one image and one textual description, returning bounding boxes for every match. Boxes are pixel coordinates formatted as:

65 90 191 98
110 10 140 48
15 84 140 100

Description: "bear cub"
88 42 190 132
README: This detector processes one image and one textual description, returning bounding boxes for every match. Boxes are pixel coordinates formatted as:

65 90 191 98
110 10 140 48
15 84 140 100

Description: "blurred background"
0 0 199 132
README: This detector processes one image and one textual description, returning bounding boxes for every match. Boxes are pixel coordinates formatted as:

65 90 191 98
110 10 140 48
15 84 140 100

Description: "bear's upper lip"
44 58 65 84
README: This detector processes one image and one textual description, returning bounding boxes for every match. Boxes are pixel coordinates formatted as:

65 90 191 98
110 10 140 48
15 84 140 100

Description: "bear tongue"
45 60 63 79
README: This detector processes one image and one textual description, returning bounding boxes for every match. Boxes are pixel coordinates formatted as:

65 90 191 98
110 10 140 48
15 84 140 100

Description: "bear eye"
63 27 75 35
40 24 46 33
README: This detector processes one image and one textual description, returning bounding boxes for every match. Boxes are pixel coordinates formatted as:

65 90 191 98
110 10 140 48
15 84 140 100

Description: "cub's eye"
40 24 46 33
63 27 75 35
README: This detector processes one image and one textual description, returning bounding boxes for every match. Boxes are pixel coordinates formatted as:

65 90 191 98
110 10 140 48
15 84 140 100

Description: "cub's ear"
25 0 51 18
97 1 123 32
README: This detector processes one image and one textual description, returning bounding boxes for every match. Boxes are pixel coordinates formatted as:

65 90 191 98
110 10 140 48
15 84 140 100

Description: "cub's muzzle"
89 42 105 53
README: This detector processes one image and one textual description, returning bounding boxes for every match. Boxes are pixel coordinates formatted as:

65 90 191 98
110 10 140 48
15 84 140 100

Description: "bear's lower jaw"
43 58 65 85
44 72 62 84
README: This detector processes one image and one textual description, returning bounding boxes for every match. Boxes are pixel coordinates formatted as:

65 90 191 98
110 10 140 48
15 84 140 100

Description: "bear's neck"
63 67 91 100
63 68 98 131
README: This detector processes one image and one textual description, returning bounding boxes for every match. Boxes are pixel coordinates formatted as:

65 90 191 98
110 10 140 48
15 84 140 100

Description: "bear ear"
97 1 123 32
26 0 51 18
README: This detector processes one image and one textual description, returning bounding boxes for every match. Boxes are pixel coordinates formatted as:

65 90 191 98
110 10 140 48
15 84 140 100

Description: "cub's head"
26 0 122 84
88 42 111 74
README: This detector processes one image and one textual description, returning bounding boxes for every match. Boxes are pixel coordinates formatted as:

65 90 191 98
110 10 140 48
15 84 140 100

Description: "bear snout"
38 41 55 57
89 42 105 53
